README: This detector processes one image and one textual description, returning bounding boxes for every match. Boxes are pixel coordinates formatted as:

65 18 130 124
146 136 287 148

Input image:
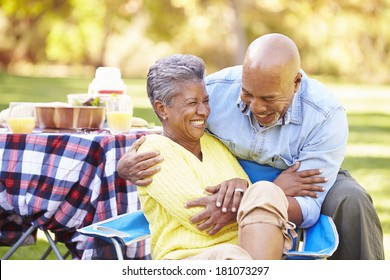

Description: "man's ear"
153 100 167 120
294 73 302 93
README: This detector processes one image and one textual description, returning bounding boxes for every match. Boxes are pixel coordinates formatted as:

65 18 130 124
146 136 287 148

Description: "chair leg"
2 224 68 260
62 250 71 259
41 240 71 260
2 224 37 260
40 244 53 260
110 238 124 260
42 230 64 260
294 228 303 251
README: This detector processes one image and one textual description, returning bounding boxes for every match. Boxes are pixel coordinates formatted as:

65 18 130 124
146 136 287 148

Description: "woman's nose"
197 102 210 116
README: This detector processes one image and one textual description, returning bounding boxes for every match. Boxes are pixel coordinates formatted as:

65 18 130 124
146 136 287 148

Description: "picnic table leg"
2 224 37 260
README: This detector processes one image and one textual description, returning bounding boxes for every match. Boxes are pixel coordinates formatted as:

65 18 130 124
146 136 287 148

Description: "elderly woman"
134 54 294 260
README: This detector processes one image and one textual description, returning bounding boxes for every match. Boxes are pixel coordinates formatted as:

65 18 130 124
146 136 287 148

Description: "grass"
0 73 389 260
334 85 390 259
0 231 70 260
0 72 161 125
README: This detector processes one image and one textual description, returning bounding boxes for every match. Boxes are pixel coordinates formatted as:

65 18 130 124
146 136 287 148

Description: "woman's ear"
294 73 302 93
153 100 167 120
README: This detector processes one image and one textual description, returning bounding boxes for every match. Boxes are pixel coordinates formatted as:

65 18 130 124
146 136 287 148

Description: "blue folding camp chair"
78 210 338 260
238 159 339 259
78 159 339 260
78 210 150 260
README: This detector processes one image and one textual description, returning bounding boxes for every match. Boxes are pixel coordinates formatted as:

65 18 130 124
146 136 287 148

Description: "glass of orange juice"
7 102 36 134
105 95 133 135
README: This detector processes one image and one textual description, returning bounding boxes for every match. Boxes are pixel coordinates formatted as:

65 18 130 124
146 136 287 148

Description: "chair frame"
1 223 69 260
78 211 338 260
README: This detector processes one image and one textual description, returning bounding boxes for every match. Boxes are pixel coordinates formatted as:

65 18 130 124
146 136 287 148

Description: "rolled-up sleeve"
296 106 348 228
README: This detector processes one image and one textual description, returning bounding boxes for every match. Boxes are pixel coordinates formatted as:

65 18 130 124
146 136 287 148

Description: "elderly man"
118 33 384 260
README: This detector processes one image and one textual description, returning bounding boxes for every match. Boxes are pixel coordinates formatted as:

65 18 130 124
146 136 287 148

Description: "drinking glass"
105 95 133 135
7 102 36 134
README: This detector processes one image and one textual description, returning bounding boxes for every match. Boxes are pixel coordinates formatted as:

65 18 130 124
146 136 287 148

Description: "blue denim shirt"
205 65 348 228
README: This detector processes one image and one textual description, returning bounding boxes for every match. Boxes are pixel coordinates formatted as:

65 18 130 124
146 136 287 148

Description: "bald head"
243 33 301 86
240 34 303 126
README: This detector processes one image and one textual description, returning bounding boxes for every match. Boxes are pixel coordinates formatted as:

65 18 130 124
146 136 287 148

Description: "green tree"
0 0 389 83
0 0 72 68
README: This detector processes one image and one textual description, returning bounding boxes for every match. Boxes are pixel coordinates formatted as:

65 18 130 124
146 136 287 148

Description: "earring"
162 116 167 120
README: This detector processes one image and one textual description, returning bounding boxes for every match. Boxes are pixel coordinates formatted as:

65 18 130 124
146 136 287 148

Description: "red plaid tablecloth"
0 131 151 259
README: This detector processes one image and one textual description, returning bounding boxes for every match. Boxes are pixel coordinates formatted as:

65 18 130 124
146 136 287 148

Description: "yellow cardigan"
137 133 250 260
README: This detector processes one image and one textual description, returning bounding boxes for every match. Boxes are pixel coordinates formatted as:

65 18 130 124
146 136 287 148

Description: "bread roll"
131 117 149 127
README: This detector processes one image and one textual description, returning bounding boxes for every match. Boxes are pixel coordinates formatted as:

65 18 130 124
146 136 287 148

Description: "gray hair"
146 54 206 108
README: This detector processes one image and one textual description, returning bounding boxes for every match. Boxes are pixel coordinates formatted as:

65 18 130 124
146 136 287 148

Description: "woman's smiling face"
163 81 210 144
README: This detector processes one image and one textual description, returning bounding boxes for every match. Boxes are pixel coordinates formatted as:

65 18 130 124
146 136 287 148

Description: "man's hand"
273 162 327 198
117 136 163 186
185 178 248 235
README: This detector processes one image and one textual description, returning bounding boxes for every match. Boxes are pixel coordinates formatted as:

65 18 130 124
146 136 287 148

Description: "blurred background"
0 0 389 259
1 0 389 82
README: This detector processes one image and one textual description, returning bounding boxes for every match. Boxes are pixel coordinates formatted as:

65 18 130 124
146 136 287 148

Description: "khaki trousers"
187 181 294 260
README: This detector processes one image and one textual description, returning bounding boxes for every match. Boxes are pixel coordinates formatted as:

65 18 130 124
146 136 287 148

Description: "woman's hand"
207 178 249 213
273 162 327 198
185 178 248 235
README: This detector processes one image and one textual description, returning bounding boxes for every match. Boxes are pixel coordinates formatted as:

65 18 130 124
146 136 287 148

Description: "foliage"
0 0 390 82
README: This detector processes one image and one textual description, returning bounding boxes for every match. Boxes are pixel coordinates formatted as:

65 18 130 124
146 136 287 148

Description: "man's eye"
267 97 278 102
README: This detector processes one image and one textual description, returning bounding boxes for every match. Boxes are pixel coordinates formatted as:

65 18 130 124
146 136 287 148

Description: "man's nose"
250 99 267 113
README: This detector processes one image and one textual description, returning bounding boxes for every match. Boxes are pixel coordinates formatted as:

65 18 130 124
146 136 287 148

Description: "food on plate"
67 94 106 107
131 117 149 127
81 97 101 107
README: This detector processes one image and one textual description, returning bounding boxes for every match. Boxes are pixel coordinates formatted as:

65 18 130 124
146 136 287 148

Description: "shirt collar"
288 69 307 125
